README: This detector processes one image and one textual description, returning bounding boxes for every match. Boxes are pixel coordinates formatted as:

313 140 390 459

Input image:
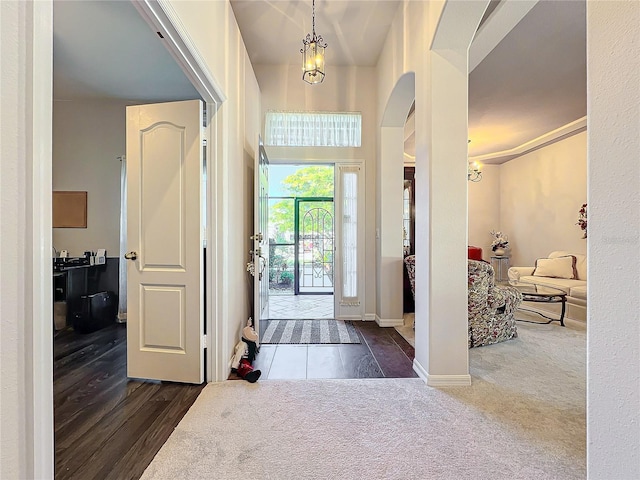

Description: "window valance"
265 111 362 147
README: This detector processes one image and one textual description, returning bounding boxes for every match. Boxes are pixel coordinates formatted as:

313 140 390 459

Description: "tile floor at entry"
230 321 417 380
268 294 334 319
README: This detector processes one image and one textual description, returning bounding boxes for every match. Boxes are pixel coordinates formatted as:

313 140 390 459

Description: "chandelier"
301 0 327 84
468 162 482 182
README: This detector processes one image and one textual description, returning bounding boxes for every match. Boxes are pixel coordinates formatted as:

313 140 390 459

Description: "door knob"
124 251 138 260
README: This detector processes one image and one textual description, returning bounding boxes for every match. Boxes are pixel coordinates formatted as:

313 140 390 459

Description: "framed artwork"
53 191 87 228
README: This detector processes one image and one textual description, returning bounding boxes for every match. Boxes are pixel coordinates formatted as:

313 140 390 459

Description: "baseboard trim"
364 313 376 321
413 359 472 386
427 374 472 387
413 358 428 381
375 315 404 327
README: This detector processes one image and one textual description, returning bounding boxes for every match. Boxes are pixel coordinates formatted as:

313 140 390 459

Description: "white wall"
254 64 377 317
1 1 54 477
468 164 500 259
500 131 587 267
52 100 128 257
587 1 640 477
168 0 262 379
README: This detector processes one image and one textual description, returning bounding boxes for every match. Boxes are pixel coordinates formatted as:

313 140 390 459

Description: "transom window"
265 111 362 147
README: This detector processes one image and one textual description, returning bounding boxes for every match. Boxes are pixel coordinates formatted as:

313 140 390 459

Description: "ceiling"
468 0 586 161
53 0 586 164
53 0 199 102
229 0 401 66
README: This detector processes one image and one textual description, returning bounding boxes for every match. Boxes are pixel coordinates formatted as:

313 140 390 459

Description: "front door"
125 100 204 384
294 198 334 295
252 141 269 336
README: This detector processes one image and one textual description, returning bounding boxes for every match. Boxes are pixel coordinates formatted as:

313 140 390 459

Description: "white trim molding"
469 116 587 164
364 313 376 321
469 0 539 72
413 358 429 381
413 359 472 386
133 0 226 106
375 315 404 327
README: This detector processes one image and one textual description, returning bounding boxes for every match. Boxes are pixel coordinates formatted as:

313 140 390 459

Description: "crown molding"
469 116 587 164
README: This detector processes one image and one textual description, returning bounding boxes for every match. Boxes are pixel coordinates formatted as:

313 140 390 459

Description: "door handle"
124 251 138 261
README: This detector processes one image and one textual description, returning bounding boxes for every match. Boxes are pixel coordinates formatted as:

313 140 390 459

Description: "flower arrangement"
490 230 509 252
576 203 587 239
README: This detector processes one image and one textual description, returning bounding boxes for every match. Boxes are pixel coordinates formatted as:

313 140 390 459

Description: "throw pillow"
532 255 577 279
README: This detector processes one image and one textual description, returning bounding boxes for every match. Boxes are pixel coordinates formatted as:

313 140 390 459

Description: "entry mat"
261 319 361 344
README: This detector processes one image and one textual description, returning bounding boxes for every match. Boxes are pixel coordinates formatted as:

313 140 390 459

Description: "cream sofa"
508 250 586 322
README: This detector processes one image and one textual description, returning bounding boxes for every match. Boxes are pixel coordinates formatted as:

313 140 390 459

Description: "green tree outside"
269 166 334 242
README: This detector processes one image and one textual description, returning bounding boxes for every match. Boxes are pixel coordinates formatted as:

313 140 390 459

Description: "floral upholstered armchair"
404 255 416 299
468 259 522 348
404 256 521 348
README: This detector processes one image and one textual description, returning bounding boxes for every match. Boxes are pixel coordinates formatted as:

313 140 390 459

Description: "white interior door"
252 141 269 335
126 99 204 384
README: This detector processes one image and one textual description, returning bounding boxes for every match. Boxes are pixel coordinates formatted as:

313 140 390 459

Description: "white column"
413 0 490 386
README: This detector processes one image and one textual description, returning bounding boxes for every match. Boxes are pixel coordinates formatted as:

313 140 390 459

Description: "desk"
490 255 510 282
53 263 104 329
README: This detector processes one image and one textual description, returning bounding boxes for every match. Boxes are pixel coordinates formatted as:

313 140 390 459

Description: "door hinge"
201 334 208 349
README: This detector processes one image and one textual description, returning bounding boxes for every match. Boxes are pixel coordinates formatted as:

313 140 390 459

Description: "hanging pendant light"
301 0 327 84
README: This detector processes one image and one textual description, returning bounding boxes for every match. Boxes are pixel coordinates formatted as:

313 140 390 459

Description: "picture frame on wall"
53 191 87 228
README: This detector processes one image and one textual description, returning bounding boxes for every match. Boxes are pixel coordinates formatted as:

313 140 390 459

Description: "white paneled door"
126 100 204 384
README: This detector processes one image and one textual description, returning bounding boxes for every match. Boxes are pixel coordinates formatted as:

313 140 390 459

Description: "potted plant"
490 230 510 256
576 203 587 239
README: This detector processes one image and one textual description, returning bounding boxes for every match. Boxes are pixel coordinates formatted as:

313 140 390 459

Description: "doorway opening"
267 164 335 320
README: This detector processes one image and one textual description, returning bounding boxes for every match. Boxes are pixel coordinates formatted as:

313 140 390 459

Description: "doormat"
261 319 361 344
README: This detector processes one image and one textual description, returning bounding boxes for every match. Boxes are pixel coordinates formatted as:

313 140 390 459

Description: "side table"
491 255 510 282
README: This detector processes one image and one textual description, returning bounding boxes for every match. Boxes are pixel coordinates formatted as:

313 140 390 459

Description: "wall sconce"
468 161 482 182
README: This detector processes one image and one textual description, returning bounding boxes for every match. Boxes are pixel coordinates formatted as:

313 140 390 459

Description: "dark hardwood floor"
53 324 204 480
54 320 415 479
230 320 416 380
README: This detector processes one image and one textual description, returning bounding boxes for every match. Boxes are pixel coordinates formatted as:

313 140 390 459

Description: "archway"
374 2 489 385
376 72 416 326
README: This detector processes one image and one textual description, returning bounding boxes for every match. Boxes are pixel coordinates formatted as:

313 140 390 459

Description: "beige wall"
587 1 640 477
254 64 377 317
468 132 587 264
168 0 262 379
52 100 129 257
1 1 54 477
500 131 587 267
468 164 500 259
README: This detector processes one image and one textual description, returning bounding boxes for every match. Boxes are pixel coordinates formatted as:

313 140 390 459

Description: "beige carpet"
142 321 585 480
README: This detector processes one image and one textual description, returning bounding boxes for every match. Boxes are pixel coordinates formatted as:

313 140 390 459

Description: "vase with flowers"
576 203 587 239
490 230 509 256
